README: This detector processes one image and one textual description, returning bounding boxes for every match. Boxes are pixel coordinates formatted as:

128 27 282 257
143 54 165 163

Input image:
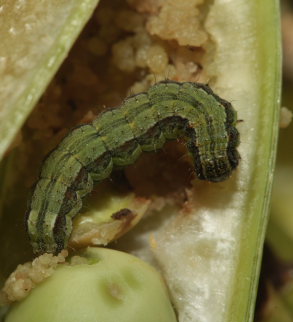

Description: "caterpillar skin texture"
26 81 240 255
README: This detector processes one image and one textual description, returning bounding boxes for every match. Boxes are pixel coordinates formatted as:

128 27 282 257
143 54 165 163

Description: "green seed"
5 248 177 322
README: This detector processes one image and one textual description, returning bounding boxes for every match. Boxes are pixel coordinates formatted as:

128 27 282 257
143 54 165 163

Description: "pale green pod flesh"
0 0 101 161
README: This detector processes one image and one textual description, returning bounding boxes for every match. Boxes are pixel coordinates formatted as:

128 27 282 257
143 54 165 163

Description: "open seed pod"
0 0 281 321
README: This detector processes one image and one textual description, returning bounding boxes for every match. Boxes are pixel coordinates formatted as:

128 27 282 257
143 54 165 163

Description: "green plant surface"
0 0 100 161
222 2 281 320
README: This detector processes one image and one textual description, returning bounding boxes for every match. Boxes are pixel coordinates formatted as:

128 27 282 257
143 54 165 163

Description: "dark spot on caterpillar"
26 80 240 255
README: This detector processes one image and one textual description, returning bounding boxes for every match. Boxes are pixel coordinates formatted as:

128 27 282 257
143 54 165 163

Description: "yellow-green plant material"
5 248 177 322
0 0 100 160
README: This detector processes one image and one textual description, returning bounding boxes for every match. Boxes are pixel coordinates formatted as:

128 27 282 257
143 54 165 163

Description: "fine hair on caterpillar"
26 80 240 255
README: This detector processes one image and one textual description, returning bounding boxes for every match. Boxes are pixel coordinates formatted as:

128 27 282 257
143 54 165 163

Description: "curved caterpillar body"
26 81 240 255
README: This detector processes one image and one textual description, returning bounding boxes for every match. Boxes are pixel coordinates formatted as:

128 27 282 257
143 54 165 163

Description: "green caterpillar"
26 81 240 255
